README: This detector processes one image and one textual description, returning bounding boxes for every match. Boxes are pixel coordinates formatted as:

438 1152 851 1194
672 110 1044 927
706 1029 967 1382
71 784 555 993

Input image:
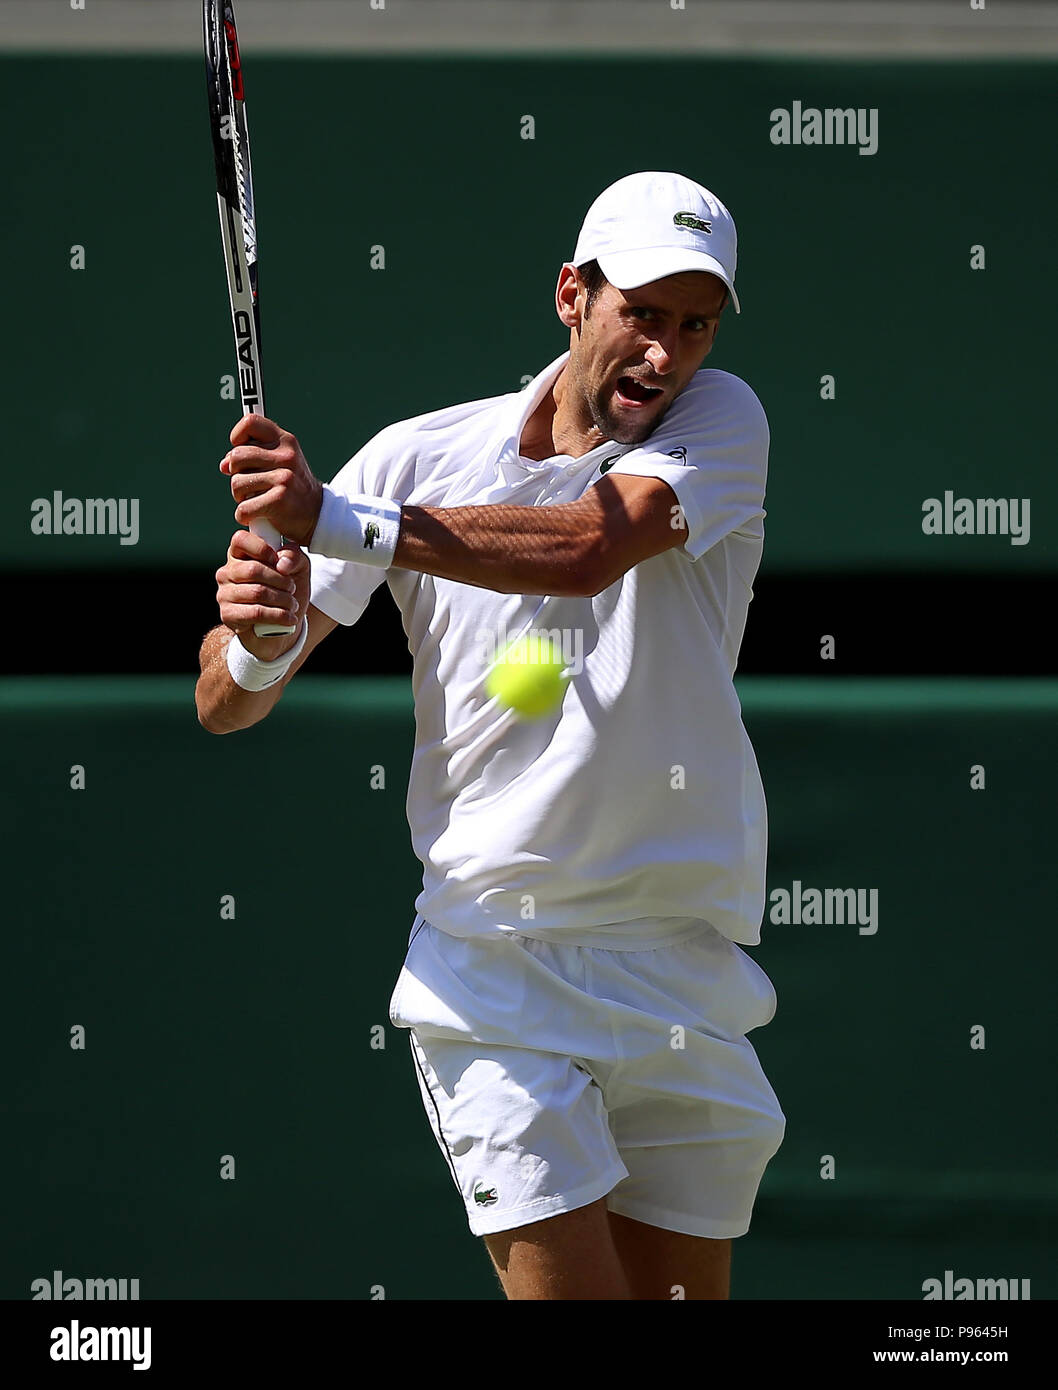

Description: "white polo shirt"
308 351 770 950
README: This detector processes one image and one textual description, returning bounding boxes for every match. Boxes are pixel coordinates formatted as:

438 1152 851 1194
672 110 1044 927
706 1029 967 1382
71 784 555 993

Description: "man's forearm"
390 496 601 597
195 625 290 734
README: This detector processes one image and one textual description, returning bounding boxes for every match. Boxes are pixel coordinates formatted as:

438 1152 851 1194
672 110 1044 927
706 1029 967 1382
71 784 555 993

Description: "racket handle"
249 517 298 637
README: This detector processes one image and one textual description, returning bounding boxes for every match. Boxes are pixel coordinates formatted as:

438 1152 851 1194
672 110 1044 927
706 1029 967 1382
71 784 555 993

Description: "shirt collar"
490 351 571 475
489 350 640 489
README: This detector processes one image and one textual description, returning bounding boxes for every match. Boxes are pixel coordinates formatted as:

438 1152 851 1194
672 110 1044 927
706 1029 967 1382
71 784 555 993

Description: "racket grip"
249 517 298 637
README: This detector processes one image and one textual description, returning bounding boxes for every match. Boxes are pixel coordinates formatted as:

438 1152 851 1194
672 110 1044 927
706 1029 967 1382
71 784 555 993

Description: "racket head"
204 0 265 421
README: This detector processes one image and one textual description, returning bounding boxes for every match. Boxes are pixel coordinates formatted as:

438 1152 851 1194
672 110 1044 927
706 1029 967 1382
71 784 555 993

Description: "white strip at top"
4 0 1058 56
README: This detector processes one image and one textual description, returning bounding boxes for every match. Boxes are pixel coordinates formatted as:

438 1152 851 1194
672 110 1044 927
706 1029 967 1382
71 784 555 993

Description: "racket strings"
233 139 257 266
224 99 257 267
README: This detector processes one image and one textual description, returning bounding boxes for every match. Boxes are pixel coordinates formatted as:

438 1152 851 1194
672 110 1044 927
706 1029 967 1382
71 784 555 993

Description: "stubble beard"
586 376 669 446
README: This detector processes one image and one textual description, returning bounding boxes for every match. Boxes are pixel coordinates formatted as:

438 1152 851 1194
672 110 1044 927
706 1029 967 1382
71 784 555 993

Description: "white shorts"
387 916 785 1239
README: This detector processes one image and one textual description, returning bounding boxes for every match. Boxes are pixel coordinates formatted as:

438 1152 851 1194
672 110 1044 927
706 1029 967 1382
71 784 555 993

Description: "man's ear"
555 264 583 329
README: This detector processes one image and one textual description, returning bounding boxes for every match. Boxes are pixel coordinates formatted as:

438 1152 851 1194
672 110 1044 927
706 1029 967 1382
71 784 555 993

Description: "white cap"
571 171 740 313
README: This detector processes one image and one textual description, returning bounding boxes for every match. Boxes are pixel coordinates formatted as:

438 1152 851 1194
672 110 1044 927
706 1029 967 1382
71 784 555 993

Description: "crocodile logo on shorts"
474 1182 499 1207
363 521 380 549
673 211 711 234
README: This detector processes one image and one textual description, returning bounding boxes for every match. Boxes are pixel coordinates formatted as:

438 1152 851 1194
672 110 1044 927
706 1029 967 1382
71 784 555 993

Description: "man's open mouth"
616 376 663 405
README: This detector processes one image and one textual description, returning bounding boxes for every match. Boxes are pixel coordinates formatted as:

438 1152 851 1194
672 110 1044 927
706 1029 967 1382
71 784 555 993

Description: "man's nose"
645 337 676 373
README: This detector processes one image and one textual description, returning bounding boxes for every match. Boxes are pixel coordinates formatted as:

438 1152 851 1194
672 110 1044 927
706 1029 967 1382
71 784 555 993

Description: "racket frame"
204 0 295 636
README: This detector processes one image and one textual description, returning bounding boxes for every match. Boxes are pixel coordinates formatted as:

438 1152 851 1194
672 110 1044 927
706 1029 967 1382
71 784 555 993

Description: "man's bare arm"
220 415 674 598
196 606 337 734
195 622 293 734
391 495 603 597
196 523 338 735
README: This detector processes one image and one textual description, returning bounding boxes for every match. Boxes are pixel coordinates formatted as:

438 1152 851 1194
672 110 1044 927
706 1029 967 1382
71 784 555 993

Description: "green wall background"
2 677 1054 1299
2 56 1055 574
3 52 1055 1301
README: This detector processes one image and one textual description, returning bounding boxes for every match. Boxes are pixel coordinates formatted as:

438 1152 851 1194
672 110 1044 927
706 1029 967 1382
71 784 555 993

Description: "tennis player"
196 171 785 1300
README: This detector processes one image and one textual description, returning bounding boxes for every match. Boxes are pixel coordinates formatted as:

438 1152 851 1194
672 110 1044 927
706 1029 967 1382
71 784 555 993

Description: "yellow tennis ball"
486 634 569 719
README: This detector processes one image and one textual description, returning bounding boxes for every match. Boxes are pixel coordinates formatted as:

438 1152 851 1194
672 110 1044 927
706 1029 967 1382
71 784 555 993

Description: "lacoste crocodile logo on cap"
673 212 712 234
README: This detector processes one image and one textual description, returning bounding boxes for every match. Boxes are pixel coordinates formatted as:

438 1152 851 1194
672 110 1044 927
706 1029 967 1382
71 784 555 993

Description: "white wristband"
225 616 309 692
309 485 402 567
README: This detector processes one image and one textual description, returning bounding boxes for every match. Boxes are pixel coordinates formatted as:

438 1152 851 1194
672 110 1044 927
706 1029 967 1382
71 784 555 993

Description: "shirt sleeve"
307 428 399 627
603 370 769 563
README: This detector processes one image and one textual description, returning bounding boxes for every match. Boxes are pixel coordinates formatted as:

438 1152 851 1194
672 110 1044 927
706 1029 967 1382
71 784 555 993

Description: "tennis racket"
203 0 296 637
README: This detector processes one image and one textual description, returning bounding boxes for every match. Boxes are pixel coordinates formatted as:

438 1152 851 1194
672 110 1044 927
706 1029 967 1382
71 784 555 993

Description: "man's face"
565 269 728 446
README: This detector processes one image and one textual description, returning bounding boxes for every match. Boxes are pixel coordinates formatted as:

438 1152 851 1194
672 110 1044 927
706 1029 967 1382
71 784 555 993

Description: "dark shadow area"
10 570 1050 676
